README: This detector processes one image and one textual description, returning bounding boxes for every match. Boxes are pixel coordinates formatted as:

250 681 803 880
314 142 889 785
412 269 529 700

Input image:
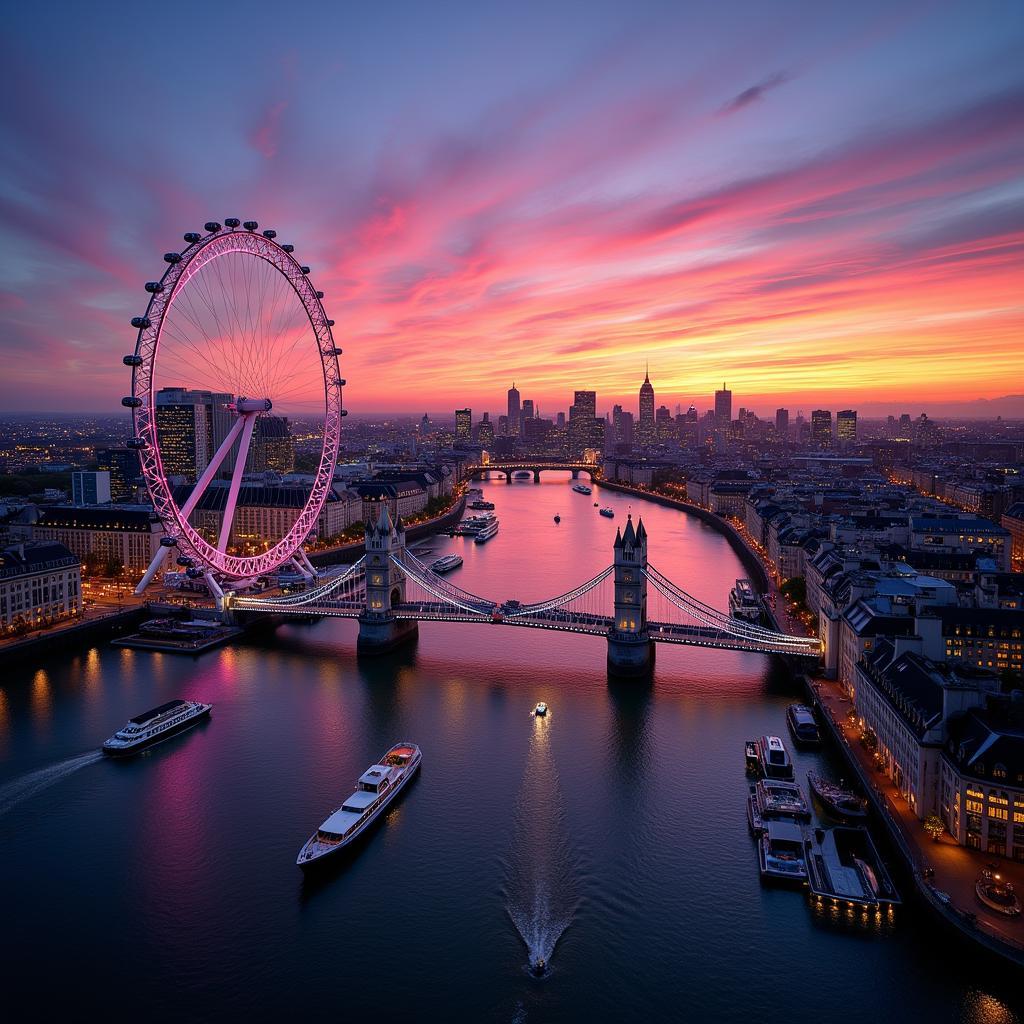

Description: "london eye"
122 220 344 593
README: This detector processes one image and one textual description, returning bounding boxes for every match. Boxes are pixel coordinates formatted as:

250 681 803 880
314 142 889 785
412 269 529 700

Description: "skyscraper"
250 415 296 473
638 368 655 446
507 384 521 436
96 447 141 503
477 412 495 447
455 408 472 444
836 409 857 447
775 408 789 438
155 388 236 481
521 398 535 425
571 390 596 420
556 411 566 429
811 409 833 447
714 383 732 426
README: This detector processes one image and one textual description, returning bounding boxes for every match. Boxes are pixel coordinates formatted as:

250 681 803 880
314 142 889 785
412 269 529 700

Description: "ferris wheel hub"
234 397 273 414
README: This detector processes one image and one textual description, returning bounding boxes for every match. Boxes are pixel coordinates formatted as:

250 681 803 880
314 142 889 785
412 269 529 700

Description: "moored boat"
102 699 211 756
804 826 900 908
747 779 812 834
572 483 592 495
599 507 615 518
474 520 500 543
758 820 808 885
469 499 495 510
430 554 464 574
807 772 868 820
297 743 422 868
786 704 821 747
744 739 760 774
756 734 795 780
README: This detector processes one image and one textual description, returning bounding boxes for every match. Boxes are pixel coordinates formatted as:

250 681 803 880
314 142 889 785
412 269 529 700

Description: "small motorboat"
534 702 548 716
532 958 547 976
744 740 760 774
976 870 1021 917
593 502 599 507
554 514 561 523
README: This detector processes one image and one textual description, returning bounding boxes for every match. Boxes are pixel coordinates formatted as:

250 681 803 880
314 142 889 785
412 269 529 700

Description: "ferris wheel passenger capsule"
204 222 221 233
127 437 146 450
183 232 202 244
163 252 182 264
224 218 241 228
282 244 294 253
326 319 335 327
316 290 324 299
243 221 258 231
300 265 310 274
145 281 164 293
123 354 143 367
131 316 150 329
262 229 276 238
122 396 142 408
159 535 178 548
186 567 204 580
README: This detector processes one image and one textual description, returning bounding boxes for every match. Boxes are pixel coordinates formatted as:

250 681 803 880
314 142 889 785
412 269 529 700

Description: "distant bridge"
227 507 821 675
464 461 601 483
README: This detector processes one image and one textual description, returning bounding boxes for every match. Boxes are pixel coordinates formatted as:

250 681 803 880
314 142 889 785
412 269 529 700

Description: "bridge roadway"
465 461 600 482
234 595 820 656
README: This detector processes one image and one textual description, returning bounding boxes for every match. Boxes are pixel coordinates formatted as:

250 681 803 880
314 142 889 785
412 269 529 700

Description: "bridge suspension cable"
644 564 820 653
233 557 365 609
393 550 496 616
502 566 613 618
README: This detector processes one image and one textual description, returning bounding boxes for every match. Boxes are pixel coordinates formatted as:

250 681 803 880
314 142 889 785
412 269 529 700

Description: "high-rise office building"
521 399 535 430
898 413 913 439
96 447 141 503
638 369 655 446
811 409 833 447
775 408 789 439
655 405 673 440
836 409 857 447
498 414 509 435
455 408 472 444
155 388 236 481
419 413 431 436
72 471 111 506
714 383 732 426
571 391 596 420
686 405 698 422
507 384 521 436
250 415 295 474
556 411 566 429
477 412 495 447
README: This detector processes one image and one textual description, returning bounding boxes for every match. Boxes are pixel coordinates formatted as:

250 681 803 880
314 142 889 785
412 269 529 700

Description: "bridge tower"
357 503 418 653
607 515 654 676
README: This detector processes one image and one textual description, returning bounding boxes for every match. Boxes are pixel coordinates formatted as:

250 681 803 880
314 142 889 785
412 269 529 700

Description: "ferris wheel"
122 220 344 594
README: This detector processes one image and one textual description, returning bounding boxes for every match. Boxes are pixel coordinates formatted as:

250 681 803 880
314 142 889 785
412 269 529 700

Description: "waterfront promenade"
638 480 1024 967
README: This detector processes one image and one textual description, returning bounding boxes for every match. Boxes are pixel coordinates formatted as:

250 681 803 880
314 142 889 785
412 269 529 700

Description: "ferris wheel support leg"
135 546 169 595
217 412 258 554
293 549 318 579
133 416 249 594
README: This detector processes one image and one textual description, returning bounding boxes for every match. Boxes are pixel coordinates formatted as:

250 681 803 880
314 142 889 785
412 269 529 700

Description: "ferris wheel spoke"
217 413 258 554
179 414 248 520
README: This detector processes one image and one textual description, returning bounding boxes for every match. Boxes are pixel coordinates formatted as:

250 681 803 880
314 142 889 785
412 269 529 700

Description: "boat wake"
0 751 103 817
504 720 580 975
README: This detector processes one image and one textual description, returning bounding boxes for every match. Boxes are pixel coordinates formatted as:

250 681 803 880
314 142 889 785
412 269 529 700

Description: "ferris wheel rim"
126 224 343 580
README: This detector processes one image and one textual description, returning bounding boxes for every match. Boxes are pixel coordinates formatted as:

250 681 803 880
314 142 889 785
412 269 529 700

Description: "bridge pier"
357 614 418 654
533 469 541 484
607 634 655 677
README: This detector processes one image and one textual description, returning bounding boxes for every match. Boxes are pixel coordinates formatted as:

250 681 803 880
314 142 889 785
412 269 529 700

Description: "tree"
923 814 945 842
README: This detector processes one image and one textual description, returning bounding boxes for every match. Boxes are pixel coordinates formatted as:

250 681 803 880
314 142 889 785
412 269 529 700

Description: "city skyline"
2 2 1023 416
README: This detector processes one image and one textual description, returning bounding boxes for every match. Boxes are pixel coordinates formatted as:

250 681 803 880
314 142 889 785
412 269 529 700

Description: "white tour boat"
474 520 500 543
297 743 422 868
102 699 212 756
430 554 464 574
572 483 592 495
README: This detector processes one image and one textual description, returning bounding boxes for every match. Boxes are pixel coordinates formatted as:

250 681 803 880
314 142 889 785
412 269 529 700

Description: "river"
0 473 1019 1023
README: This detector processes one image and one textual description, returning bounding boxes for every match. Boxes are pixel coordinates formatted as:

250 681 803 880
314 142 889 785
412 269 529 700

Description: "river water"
1 474 1019 1023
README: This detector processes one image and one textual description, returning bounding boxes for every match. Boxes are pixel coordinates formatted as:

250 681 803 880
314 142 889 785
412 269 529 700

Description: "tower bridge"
227 507 822 676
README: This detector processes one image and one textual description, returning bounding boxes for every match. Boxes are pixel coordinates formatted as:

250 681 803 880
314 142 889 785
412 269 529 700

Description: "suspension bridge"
227 505 822 675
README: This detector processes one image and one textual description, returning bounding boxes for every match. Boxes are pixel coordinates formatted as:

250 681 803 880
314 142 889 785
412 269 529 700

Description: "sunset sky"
2 1 1023 418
